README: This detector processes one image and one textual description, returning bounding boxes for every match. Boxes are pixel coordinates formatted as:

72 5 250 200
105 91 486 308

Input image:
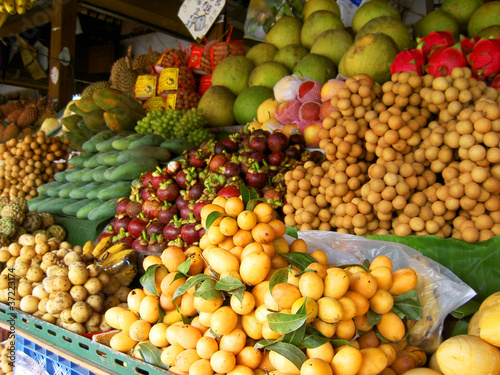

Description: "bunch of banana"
0 0 38 16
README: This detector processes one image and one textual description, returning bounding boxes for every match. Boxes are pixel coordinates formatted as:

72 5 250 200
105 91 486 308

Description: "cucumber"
96 150 120 166
37 181 63 195
46 182 66 197
95 132 134 152
88 198 119 221
159 138 194 156
106 158 158 182
97 181 132 201
76 200 105 219
35 197 59 213
101 151 122 166
63 199 92 216
65 168 91 183
127 133 164 149
92 166 108 182
64 168 83 182
53 169 74 182
81 168 97 182
83 153 102 168
103 167 117 181
82 130 116 153
27 195 49 211
111 133 145 150
39 198 79 215
68 153 95 168
116 146 171 164
86 182 113 199
59 182 86 198
69 182 103 199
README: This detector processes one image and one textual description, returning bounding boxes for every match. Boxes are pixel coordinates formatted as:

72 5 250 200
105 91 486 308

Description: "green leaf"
283 5 292 15
267 312 309 334
267 342 307 371
240 185 259 208
450 319 470 337
215 277 245 292
451 300 481 319
338 263 370 273
254 338 280 349
177 258 191 276
393 290 422 320
291 0 304 19
193 279 223 300
269 267 291 293
374 329 391 343
139 264 166 296
391 306 405 320
228 287 245 304
363 259 371 269
283 323 306 346
300 332 330 348
209 328 221 339
281 252 317 271
178 306 193 325
285 225 298 239
172 271 187 283
138 343 169 370
173 274 213 302
367 309 382 326
157 300 165 323
206 211 225 229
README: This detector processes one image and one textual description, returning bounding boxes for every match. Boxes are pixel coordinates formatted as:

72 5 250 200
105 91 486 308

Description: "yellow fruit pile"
105 195 430 375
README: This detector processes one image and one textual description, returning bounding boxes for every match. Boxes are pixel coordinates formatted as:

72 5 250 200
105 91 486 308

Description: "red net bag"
297 80 322 103
274 100 301 124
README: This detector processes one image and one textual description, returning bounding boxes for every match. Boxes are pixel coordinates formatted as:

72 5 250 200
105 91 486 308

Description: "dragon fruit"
426 43 467 77
468 38 500 79
460 36 481 59
390 49 426 76
417 30 455 58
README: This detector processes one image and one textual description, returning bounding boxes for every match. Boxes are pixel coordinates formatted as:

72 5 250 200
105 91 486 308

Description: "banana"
3 0 15 14
15 0 25 14
101 249 135 269
0 12 8 28
112 264 137 286
96 243 129 263
83 241 94 255
92 236 113 258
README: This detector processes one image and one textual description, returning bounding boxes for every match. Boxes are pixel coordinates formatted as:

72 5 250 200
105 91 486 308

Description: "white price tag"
178 0 226 40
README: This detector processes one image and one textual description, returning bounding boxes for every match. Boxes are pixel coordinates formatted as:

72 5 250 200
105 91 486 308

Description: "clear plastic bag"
291 230 476 353
13 351 49 375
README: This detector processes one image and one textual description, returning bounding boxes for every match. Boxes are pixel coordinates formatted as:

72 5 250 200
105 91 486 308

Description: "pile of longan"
283 68 500 242
0 131 71 199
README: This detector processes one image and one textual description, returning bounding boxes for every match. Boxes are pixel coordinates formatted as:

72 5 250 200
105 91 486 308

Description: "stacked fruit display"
0 131 70 200
28 131 172 221
0 234 133 335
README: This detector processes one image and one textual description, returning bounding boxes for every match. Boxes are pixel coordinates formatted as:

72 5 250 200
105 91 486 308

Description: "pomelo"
440 0 483 33
300 10 345 49
413 10 460 40
468 1 500 36
198 86 236 127
355 16 413 52
265 16 303 49
246 43 278 66
352 0 400 33
303 0 341 20
293 54 337 84
211 55 254 96
311 29 353 68
248 62 290 90
273 44 309 71
477 25 500 39
233 86 274 125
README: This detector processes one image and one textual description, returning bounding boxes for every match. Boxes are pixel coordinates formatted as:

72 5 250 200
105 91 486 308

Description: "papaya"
93 87 146 115
68 103 86 117
103 107 144 132
75 98 101 113
81 109 108 132
61 115 82 131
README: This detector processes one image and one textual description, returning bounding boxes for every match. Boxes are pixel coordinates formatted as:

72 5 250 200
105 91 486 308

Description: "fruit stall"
0 0 499 374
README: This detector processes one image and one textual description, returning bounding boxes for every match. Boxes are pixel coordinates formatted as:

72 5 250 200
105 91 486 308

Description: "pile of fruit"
0 335 14 375
28 131 172 221
0 131 70 200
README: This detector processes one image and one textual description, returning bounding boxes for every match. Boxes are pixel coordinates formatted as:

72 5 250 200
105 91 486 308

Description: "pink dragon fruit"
426 43 467 77
417 30 455 58
390 49 426 76
460 36 481 59
468 38 500 79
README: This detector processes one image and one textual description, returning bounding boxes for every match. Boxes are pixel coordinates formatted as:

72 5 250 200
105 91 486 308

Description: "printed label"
166 94 177 110
143 96 166 112
159 68 179 93
135 75 157 98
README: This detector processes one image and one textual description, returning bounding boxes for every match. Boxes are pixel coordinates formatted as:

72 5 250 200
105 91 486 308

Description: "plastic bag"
13 351 49 375
292 230 476 353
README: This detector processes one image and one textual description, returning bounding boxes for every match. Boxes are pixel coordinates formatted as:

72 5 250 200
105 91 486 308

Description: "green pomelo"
212 55 254 96
301 10 345 49
311 29 353 67
352 0 400 33
293 54 337 84
233 86 274 125
468 2 500 37
273 44 309 71
339 33 398 84
265 16 303 49
413 10 460 40
355 16 412 52
246 43 278 66
198 86 236 127
303 0 341 20
248 62 290 89
477 25 500 39
441 0 483 33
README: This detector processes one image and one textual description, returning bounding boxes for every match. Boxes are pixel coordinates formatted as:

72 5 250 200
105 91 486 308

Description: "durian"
81 81 110 99
132 47 162 75
110 45 137 98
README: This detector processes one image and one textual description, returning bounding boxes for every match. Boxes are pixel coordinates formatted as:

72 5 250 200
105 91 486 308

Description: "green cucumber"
39 198 79 215
46 182 66 197
59 182 86 198
116 146 171 164
88 198 118 221
86 182 113 199
97 181 132 201
103 166 117 181
65 168 83 182
69 182 103 199
82 130 116 152
81 168 97 182
37 181 63 195
76 200 105 219
101 151 122 166
159 138 194 156
91 166 108 182
65 168 91 183
68 153 95 168
63 199 92 216
111 133 145 150
96 150 119 166
95 132 134 152
53 169 74 182
127 133 164 149
83 153 102 168
34 197 59 213
106 158 158 182
27 195 49 211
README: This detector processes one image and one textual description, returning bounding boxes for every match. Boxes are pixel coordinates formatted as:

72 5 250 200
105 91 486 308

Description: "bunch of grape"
173 108 208 138
135 109 186 139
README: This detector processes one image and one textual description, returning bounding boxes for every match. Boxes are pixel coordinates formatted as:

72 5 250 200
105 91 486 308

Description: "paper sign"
178 0 226 40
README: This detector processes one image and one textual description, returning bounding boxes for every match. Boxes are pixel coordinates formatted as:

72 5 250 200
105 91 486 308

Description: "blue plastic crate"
15 334 94 375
